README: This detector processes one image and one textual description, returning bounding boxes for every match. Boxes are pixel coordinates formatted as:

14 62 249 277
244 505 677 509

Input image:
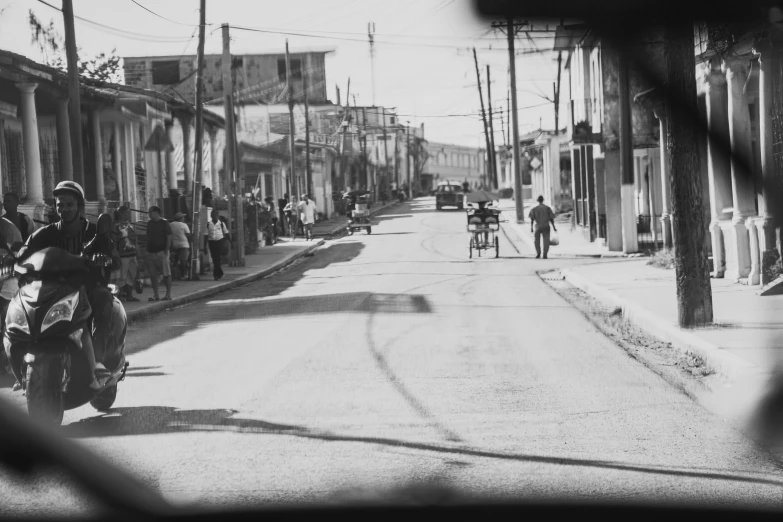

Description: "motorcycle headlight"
41 291 80 333
6 302 29 335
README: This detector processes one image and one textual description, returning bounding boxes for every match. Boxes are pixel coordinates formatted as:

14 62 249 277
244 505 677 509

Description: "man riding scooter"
13 181 120 391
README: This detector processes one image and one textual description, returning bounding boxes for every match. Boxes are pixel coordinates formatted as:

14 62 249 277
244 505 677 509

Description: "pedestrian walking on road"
112 206 140 302
170 213 192 280
205 209 230 281
529 195 556 259
297 194 317 241
144 206 172 301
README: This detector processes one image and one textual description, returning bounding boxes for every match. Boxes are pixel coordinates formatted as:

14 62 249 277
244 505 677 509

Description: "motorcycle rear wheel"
25 358 65 425
90 384 118 412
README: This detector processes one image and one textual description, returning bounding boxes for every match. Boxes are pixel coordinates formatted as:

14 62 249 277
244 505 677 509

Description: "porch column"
166 120 177 193
653 108 673 248
703 68 733 278
16 83 44 204
124 122 137 210
208 126 218 196
90 109 106 207
55 98 73 181
178 113 193 194
112 122 124 204
723 58 756 281
570 145 581 229
754 45 781 285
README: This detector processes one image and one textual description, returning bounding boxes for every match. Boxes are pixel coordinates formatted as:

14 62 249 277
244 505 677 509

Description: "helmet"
53 181 85 204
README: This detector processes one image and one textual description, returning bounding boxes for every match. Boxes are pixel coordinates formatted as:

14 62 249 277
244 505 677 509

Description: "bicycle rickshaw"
465 190 501 258
344 190 373 235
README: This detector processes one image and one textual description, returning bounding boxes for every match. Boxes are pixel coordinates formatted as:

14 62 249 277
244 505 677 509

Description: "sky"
0 0 563 148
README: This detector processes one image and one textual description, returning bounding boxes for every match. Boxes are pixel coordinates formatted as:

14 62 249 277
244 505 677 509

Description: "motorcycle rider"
14 181 120 391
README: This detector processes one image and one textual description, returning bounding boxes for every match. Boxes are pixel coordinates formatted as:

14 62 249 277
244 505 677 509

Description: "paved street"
3 198 783 515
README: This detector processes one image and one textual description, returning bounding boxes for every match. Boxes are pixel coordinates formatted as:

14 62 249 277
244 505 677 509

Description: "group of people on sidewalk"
267 193 319 242
110 205 232 303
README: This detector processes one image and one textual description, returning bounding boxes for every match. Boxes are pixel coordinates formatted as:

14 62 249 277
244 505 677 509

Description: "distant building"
122 50 334 105
425 142 487 190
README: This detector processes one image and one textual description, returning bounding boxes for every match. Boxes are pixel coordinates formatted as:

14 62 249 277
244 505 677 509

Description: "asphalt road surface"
2 197 783 516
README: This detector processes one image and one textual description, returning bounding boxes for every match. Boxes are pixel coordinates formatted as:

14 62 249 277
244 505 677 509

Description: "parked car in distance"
435 182 464 210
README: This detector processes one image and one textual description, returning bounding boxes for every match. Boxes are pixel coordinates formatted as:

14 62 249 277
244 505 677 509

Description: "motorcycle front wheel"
25 357 65 425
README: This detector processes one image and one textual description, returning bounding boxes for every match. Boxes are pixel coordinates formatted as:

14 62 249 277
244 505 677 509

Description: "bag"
220 237 230 256
549 229 560 246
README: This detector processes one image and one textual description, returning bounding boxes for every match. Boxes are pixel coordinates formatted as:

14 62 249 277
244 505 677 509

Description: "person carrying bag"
205 210 230 281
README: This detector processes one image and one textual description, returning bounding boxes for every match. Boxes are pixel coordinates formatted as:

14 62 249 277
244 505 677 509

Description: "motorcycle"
2 213 129 425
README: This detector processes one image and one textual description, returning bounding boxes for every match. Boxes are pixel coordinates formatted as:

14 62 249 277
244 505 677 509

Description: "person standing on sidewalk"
297 194 318 241
529 195 556 259
205 209 230 281
170 213 192 280
278 193 289 236
112 206 141 302
3 192 36 243
144 206 172 301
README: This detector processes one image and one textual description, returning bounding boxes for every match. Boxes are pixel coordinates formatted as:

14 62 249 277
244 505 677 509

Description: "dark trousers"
87 285 115 364
534 227 551 257
208 240 224 280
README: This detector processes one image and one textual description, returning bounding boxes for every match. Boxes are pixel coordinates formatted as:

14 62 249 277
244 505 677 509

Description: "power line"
36 0 194 42
129 0 210 28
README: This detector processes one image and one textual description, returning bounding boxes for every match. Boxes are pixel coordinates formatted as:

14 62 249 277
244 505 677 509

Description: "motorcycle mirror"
96 213 113 237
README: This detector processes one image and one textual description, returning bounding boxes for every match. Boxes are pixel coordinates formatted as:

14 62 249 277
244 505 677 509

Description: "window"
277 58 302 81
390 117 396 125
151 60 180 85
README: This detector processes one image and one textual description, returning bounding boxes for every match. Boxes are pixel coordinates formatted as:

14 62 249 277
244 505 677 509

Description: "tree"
29 10 121 83
664 22 713 326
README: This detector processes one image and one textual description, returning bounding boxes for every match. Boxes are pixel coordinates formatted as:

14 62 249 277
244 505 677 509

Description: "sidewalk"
556 259 783 421
497 198 627 258
311 199 400 237
123 236 324 324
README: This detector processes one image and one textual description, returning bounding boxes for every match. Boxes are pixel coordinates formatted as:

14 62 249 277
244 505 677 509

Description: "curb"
126 239 325 325
559 267 761 381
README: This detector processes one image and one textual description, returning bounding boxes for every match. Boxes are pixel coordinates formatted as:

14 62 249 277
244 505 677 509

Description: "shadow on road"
125 290 433 357
59 406 783 488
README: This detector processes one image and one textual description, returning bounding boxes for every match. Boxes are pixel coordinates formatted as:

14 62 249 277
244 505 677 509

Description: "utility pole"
381 107 390 202
189 0 206 280
507 18 525 223
368 22 376 105
618 45 637 255
663 22 713 326
486 64 498 190
554 50 563 133
406 122 412 199
473 48 494 193
61 0 81 184
303 61 312 198
221 24 238 265
286 40 300 240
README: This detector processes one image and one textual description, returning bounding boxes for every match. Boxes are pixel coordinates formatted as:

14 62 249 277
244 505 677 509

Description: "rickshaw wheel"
495 236 499 258
366 226 372 234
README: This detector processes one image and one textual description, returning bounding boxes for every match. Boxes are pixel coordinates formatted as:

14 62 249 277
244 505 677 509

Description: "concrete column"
746 217 761 285
112 122 124 204
55 98 73 182
604 146 623 251
570 145 581 229
723 58 756 281
16 83 44 204
166 120 177 193
178 113 193 194
754 46 781 285
704 69 733 277
207 126 217 194
124 122 137 210
654 110 673 248
90 110 106 207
